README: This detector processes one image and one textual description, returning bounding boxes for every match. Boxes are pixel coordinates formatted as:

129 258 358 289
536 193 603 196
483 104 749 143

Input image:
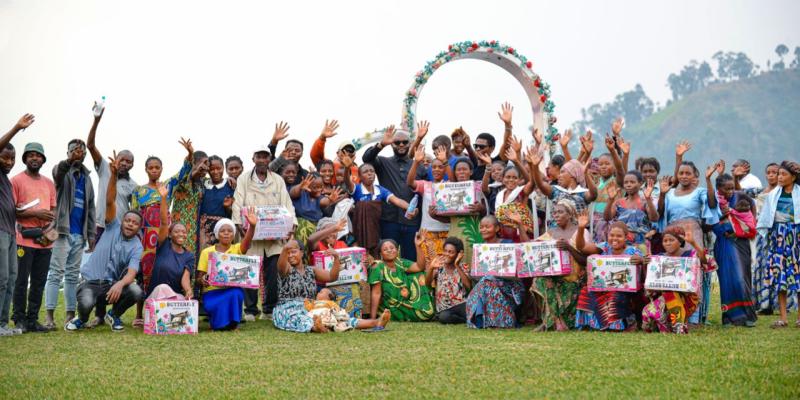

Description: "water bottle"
405 194 419 219
92 96 106 117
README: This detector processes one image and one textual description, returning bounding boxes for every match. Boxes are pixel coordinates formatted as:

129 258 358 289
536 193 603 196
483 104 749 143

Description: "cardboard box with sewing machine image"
586 255 640 292
644 255 701 293
311 247 367 286
144 299 199 335
433 181 483 216
517 240 572 278
471 243 520 278
207 252 262 289
240 205 294 240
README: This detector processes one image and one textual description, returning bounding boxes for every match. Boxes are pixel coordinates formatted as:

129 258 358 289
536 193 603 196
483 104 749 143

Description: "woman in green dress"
368 233 434 321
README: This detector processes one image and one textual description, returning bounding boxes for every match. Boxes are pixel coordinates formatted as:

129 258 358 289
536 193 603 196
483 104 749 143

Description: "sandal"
795 320 800 328
131 318 144 328
770 320 788 329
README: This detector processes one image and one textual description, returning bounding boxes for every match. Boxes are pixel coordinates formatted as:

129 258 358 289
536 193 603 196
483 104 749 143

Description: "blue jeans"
0 231 18 325
380 222 419 261
45 234 85 312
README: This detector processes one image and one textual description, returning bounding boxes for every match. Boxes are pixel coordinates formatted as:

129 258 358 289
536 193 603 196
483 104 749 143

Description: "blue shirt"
199 180 235 218
69 172 86 235
148 238 195 296
293 190 323 222
80 218 143 282
352 183 393 203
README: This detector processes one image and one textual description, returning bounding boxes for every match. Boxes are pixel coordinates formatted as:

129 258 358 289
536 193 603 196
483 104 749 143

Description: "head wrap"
555 198 578 223
213 218 236 239
561 159 586 187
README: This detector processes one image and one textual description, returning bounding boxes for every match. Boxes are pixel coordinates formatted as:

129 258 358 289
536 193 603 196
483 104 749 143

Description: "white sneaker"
0 324 22 335
259 313 273 321
0 326 13 337
243 314 256 322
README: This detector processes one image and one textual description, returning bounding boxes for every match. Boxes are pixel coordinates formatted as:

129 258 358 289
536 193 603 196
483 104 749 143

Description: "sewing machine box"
207 252 262 289
586 255 640 292
471 243 520 278
144 299 199 335
517 241 572 277
241 206 294 240
312 247 367 286
644 255 701 293
433 181 483 216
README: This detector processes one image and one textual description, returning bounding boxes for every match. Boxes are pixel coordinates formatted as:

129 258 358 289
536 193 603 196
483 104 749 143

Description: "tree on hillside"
773 44 789 70
667 60 713 101
573 84 654 135
792 46 800 69
713 51 756 81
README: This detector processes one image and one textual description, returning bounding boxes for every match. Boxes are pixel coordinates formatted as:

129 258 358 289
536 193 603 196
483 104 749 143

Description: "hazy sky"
1 0 798 182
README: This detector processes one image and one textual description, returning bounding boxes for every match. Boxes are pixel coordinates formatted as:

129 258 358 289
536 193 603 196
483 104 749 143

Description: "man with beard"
362 123 428 261
86 104 138 242
45 131 97 330
232 121 296 321
65 154 144 332
0 114 33 337
11 142 56 333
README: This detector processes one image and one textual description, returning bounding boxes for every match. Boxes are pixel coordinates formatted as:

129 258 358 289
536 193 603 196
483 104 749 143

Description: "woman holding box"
575 215 647 331
439 158 486 266
530 199 591 332
195 210 257 331
641 225 707 334
465 216 526 329
146 184 195 300
273 239 349 332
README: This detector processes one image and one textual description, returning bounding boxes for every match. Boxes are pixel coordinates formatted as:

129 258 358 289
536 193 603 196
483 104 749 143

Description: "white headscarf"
213 218 236 239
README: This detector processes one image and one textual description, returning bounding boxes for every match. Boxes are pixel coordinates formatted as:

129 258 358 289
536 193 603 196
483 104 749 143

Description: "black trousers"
76 280 143 323
244 253 279 316
437 302 467 324
13 246 52 325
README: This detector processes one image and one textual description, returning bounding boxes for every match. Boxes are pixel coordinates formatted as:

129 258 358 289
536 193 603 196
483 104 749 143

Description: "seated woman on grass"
307 218 365 318
530 199 590 332
272 239 347 332
466 216 525 329
146 184 195 300
575 215 647 332
195 210 257 331
368 235 435 322
642 225 708 334
424 237 472 324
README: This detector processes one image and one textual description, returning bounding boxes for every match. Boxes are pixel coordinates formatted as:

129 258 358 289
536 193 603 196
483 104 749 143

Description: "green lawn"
1 289 798 399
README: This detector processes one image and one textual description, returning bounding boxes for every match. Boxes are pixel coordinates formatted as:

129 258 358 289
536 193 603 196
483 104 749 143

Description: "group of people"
0 100 797 337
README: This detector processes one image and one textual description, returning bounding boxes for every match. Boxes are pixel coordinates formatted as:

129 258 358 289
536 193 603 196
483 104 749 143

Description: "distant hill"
625 68 800 178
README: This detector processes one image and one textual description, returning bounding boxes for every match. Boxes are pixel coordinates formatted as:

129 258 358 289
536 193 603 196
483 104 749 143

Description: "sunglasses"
393 140 409 146
473 144 488 150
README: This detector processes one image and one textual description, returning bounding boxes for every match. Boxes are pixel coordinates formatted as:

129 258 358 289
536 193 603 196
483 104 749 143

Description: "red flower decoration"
471 43 478 50
526 61 532 68
540 95 547 103
490 40 496 45
507 47 514 54
534 79 541 87
448 44 453 51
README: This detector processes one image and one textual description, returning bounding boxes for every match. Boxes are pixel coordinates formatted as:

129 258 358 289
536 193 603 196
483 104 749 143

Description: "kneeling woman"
575 215 647 331
368 235 435 322
273 240 350 332
196 210 257 331
642 225 708 334
531 199 590 331
466 216 526 329
147 185 196 300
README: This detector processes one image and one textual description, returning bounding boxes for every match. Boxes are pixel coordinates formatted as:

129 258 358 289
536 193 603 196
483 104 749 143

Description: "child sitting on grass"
305 288 391 332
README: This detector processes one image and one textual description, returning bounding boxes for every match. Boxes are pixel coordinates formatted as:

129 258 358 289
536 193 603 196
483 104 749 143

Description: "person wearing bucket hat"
309 119 360 186
0 114 34 337
11 141 57 333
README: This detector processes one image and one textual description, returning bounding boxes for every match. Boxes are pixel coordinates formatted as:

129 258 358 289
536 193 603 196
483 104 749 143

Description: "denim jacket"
52 160 96 243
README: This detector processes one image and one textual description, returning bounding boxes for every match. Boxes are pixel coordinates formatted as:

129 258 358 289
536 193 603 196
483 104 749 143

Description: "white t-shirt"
739 173 763 191
413 180 449 232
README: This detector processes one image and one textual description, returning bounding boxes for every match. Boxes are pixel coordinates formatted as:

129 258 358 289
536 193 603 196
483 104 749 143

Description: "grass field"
1 290 798 399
